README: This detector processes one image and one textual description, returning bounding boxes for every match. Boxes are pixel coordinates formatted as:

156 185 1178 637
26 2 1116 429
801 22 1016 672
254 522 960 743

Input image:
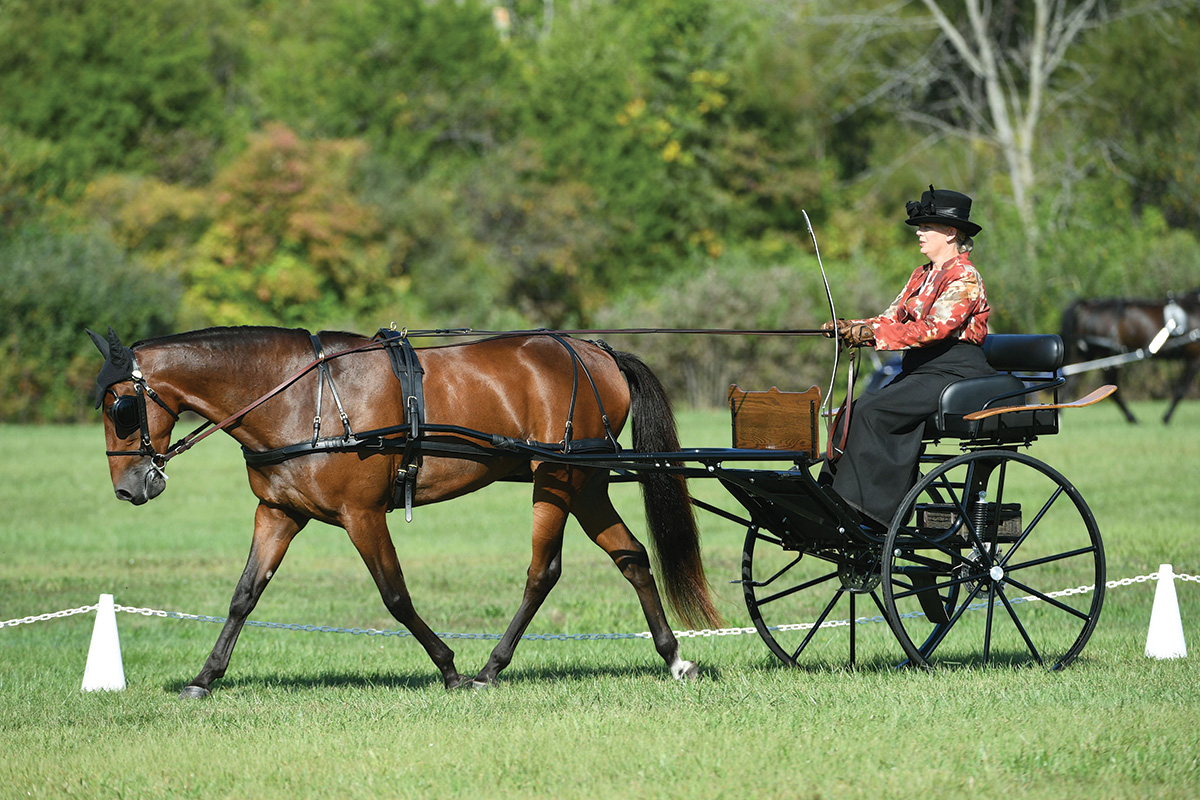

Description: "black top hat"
905 185 981 237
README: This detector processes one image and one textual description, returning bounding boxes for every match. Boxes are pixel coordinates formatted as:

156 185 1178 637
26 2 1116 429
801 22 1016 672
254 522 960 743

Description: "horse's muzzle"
114 462 167 505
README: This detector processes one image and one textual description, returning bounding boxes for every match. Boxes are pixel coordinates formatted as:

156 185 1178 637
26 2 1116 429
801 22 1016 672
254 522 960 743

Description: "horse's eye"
109 395 141 439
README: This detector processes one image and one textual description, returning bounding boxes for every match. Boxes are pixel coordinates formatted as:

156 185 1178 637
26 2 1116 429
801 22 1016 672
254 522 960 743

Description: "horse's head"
88 327 178 505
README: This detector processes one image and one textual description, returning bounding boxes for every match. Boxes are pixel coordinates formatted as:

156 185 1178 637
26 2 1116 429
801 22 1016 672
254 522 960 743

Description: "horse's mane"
128 325 377 351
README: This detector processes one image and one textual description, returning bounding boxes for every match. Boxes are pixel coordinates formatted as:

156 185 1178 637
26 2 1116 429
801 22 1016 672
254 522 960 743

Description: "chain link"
0 604 97 629
1 570 1191 639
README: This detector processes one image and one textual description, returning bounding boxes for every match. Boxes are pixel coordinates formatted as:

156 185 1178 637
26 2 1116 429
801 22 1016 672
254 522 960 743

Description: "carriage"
535 332 1114 672
89 324 1115 695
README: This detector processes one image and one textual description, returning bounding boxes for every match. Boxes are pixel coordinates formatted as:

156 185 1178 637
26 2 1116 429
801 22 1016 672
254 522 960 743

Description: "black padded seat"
925 334 1064 443
981 333 1064 372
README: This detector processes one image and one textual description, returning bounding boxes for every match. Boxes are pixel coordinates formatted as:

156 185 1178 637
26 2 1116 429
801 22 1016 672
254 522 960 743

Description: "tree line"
2 0 1198 419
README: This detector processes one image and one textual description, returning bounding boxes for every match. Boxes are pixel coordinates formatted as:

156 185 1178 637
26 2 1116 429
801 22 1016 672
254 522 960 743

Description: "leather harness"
240 329 621 522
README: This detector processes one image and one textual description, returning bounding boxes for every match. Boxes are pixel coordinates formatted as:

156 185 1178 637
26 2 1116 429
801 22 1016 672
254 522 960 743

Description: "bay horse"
1060 289 1200 424
88 325 721 698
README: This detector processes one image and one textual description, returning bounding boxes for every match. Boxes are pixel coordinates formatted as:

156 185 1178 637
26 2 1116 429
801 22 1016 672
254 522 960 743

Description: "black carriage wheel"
881 449 1105 670
741 527 890 669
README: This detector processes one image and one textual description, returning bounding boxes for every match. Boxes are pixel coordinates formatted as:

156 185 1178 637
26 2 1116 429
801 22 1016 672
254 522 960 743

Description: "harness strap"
826 348 859 463
241 425 619 467
544 332 619 453
310 333 353 442
162 336 384 464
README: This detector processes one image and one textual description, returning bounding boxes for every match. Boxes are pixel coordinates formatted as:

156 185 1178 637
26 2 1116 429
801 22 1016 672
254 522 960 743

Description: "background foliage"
2 0 1198 420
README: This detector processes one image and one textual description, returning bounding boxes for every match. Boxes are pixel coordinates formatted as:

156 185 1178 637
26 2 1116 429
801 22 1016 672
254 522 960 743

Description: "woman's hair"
955 229 974 254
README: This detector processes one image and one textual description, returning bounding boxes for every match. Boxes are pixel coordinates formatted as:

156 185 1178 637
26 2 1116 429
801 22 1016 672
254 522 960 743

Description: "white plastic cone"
1145 564 1187 659
81 593 126 691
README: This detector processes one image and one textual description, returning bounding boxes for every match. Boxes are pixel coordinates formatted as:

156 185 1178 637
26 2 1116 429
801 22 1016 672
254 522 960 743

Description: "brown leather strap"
825 349 860 463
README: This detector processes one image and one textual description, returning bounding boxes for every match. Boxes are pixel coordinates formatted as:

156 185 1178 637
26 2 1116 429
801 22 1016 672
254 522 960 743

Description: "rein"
158 338 386 465
374 326 833 338
115 325 840 470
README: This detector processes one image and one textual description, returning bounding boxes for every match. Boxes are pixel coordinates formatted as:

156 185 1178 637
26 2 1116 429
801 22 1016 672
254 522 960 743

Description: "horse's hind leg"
1105 367 1138 423
572 471 697 681
181 503 305 699
1163 359 1200 424
470 463 574 688
344 509 464 689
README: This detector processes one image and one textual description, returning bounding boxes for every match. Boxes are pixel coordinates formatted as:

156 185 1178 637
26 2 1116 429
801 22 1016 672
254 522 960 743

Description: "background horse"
1060 289 1200 424
89 325 721 698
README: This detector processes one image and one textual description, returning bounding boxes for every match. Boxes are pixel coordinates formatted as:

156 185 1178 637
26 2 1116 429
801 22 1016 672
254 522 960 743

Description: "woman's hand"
842 322 875 347
823 319 875 347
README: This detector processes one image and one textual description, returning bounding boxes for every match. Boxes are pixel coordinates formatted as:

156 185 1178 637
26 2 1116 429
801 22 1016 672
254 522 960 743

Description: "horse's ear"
86 328 111 359
105 327 129 368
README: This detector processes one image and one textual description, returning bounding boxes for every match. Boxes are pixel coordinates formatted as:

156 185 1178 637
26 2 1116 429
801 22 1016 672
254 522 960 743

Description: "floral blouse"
863 253 990 350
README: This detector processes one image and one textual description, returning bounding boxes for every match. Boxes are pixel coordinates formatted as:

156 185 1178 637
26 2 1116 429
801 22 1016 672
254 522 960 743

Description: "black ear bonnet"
87 327 137 409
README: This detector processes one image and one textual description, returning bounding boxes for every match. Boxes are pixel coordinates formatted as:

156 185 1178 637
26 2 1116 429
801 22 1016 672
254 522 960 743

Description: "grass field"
2 399 1199 798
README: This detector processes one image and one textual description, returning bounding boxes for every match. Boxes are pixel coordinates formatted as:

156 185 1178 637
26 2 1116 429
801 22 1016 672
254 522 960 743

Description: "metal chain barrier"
0 604 98 629
2 570 1193 639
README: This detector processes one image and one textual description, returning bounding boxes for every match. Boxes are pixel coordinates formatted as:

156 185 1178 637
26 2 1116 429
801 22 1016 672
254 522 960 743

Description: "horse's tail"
611 350 723 630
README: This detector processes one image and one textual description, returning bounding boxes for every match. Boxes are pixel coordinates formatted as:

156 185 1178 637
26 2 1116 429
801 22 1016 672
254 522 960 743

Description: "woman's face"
915 223 959 263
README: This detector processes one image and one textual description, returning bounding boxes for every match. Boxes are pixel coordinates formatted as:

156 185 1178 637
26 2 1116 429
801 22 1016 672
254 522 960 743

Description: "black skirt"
826 340 995 526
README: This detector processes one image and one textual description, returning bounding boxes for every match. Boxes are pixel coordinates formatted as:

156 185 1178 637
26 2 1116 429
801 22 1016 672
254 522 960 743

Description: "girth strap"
373 329 427 521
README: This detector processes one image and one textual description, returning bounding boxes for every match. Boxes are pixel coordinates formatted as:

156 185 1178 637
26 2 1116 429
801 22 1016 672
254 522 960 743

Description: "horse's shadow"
160 662 706 696
159 654 935 696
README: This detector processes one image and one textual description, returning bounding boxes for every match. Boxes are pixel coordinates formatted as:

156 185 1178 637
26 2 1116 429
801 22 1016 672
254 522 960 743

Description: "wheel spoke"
791 589 845 661
1002 544 1098 573
983 588 995 666
759 566 838 606
1003 484 1065 563
996 584 1044 665
1002 575 1094 621
889 563 979 603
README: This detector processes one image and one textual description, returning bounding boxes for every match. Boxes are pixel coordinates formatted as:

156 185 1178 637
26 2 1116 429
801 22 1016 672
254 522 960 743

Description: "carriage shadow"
735 649 1074 678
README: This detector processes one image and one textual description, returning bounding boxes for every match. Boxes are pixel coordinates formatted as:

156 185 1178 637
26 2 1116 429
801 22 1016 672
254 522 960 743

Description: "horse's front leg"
343 509 464 690
180 503 305 699
470 463 574 688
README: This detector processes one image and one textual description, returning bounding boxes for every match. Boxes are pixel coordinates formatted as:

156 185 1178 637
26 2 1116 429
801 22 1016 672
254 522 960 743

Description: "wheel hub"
839 560 882 593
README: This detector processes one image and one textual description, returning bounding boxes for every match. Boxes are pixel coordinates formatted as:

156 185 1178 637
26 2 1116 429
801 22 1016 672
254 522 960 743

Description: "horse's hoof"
469 678 495 690
671 660 699 680
178 685 211 700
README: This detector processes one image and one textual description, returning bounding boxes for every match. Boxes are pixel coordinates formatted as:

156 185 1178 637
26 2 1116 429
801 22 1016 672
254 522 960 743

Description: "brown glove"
840 322 875 347
823 319 875 347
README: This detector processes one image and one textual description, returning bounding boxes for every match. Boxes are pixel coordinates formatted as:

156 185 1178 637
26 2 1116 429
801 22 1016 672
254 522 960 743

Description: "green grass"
2 400 1199 799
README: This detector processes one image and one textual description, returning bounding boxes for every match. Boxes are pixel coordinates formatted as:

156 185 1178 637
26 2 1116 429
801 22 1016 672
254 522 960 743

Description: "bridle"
102 355 181 481
99 336 389 475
